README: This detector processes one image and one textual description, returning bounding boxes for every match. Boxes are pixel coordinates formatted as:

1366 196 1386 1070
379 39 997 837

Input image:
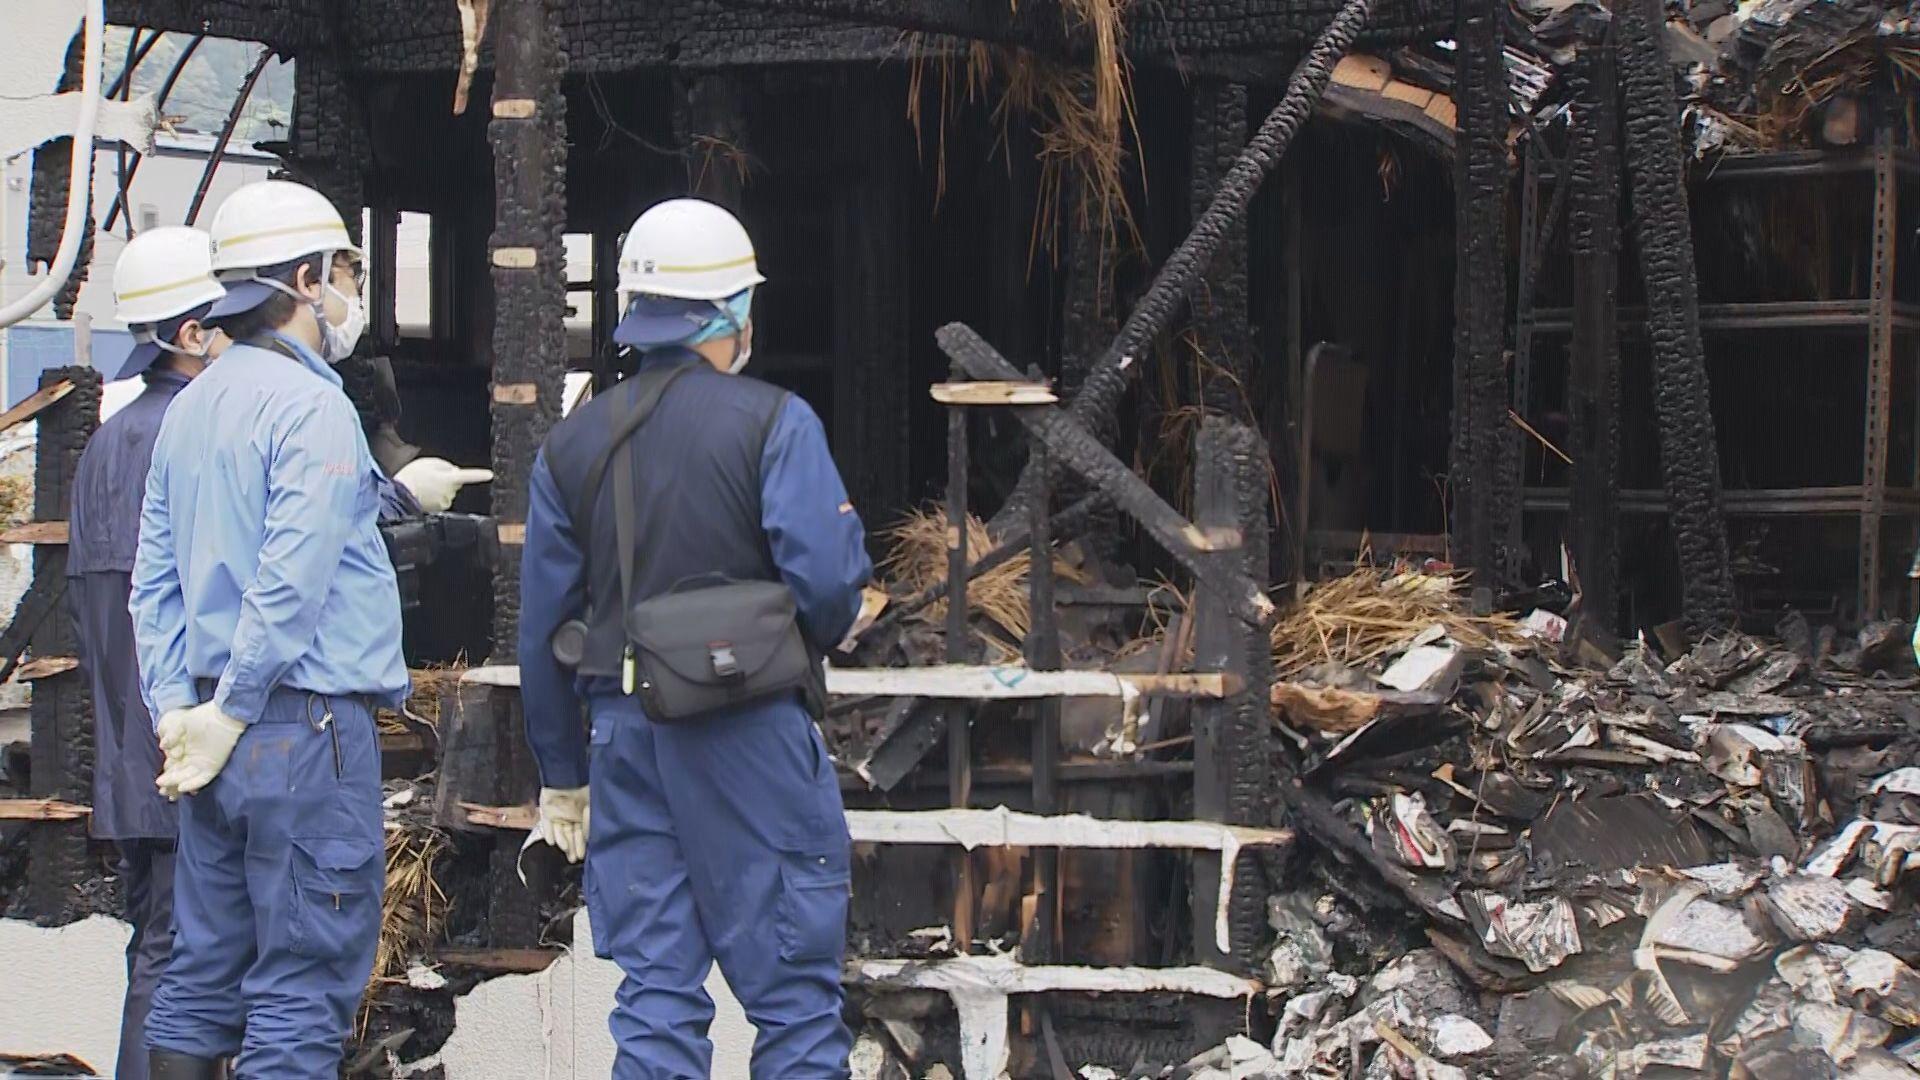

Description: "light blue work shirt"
130 331 409 725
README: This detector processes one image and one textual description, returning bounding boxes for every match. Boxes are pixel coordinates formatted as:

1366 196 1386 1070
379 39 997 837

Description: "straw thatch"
906 0 1142 258
1270 564 1527 680
882 505 1090 659
360 825 448 1033
377 664 467 736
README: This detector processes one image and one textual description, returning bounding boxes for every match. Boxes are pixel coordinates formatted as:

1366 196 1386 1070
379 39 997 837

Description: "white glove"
155 703 247 797
395 457 494 514
538 786 590 863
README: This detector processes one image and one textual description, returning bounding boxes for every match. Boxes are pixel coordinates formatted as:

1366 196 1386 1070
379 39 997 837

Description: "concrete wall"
0 911 758 1078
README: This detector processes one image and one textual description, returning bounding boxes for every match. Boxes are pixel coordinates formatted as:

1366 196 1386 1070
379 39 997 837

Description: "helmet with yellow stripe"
204 180 362 323
616 198 764 304
209 180 361 274
112 226 228 379
113 226 224 326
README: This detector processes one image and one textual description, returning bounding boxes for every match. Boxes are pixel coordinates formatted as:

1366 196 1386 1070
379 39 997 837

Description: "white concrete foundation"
1 911 757 1078
0 914 131 1072
405 911 756 1078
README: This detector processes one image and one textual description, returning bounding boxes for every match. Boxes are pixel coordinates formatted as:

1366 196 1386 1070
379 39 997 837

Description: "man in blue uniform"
130 180 409 1080
70 226 228 1080
519 198 872 1079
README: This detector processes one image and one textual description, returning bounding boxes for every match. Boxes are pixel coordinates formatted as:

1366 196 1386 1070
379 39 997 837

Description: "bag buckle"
709 642 742 679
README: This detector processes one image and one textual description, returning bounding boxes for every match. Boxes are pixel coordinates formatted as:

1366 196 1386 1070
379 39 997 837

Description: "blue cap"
116 303 214 381
204 278 280 320
115 341 166 382
613 294 721 349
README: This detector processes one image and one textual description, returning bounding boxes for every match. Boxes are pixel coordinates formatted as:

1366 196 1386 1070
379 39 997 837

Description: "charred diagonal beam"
1449 0 1516 582
1564 22 1623 638
1618 0 1735 633
939 324 1275 628
991 0 1372 533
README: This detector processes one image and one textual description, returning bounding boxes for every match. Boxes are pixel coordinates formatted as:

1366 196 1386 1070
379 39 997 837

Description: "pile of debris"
1204 569 1920 1078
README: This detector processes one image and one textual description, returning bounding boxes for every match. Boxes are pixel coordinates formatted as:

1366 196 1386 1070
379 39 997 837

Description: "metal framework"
1521 146 1918 621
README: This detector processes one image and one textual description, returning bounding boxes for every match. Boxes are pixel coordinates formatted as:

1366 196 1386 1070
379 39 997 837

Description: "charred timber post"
946 379 978 951
1190 416 1273 973
26 367 101 923
485 0 568 945
1026 443 1062 964
937 325 1275 629
1565 25 1623 637
1189 80 1254 418
486 0 568 656
1617 0 1735 632
1449 0 1517 582
989 0 1373 534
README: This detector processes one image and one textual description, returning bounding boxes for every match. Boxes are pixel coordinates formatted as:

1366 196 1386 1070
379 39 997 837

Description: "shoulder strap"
569 364 691 538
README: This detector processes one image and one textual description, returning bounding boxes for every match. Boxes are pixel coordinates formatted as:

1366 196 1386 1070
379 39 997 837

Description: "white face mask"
320 282 365 364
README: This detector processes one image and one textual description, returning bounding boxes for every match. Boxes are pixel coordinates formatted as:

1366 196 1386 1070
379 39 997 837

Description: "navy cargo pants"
146 687 384 1076
584 692 854 1079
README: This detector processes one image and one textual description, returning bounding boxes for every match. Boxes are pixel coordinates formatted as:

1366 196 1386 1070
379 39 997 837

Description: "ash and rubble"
1177 574 1920 1080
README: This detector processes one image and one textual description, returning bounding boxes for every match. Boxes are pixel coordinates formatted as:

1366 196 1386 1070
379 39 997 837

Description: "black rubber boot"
148 1050 225 1080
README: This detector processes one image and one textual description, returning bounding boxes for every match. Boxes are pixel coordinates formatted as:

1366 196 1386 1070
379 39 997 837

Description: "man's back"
69 372 189 842
134 336 407 722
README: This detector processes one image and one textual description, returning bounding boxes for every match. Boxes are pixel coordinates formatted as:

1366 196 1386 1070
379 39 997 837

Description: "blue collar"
143 368 192 391
250 330 343 390
636 346 707 374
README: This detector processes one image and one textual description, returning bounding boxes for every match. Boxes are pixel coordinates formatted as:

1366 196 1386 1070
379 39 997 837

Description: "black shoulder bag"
559 366 824 722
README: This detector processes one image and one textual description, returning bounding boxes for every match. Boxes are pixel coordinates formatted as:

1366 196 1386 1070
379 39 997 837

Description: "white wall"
0 911 758 1078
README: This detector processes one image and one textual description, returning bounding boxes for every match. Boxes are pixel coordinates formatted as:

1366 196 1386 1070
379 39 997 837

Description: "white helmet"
616 198 765 303
113 227 224 326
208 180 362 274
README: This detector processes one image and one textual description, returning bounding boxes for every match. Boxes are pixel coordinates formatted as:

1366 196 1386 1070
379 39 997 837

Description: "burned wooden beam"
25 367 100 924
486 0 568 657
1618 0 1735 633
1564 19 1623 638
991 0 1374 533
1448 0 1517 582
937 324 1275 628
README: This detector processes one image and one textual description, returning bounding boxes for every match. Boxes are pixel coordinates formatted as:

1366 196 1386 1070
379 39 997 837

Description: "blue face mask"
686 289 754 347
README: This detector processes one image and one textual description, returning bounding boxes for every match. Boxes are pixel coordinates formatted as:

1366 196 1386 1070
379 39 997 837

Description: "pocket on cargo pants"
776 840 850 964
288 835 383 959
